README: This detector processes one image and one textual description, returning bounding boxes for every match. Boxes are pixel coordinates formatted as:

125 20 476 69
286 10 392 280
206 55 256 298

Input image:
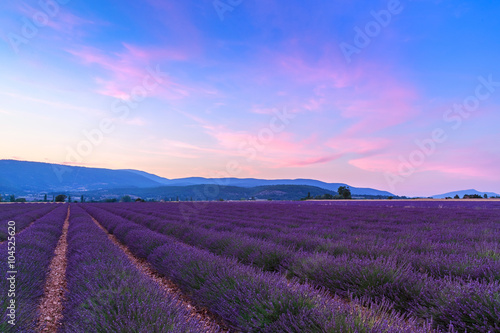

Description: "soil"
37 206 70 332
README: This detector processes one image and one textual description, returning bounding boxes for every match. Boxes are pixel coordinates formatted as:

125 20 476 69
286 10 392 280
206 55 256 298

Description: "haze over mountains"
1 160 498 200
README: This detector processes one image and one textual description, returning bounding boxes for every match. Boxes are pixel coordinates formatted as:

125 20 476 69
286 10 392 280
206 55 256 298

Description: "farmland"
1 201 500 332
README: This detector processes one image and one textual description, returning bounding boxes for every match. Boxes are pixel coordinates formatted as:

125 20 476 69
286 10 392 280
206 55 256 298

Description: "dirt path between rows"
37 205 70 332
90 215 230 333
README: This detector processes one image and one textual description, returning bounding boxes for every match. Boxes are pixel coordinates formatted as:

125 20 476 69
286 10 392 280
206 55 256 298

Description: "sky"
0 0 499 197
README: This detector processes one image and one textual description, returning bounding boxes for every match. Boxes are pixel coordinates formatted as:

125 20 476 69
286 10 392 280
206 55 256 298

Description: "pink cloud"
326 137 391 155
0 91 104 116
122 43 189 62
302 97 326 112
348 139 500 183
262 42 362 88
254 44 420 134
8 2 93 39
276 154 342 168
349 155 399 173
203 123 340 168
239 47 420 172
45 11 94 34
422 145 500 180
166 109 340 169
122 117 148 126
163 139 212 152
337 81 419 135
67 45 192 100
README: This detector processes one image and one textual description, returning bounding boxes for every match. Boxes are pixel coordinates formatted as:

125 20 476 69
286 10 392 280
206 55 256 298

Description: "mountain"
148 177 394 196
122 169 171 185
0 160 161 193
431 189 500 199
0 159 394 197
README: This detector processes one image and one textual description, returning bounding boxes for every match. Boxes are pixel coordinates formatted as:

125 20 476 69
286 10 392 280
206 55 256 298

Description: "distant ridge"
61 184 341 201
431 189 500 199
0 160 161 192
0 159 393 197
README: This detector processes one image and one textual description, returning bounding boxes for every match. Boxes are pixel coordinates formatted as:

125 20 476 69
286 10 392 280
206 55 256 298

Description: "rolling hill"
0 160 161 193
431 189 500 199
0 159 394 197
57 184 340 201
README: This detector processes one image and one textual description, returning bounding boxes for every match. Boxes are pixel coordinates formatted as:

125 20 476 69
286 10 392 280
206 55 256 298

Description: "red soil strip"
90 215 229 333
37 206 70 332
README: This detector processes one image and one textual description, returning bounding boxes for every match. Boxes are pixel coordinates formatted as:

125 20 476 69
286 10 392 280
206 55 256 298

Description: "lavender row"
0 204 58 241
109 202 500 276
92 203 500 332
93 203 500 279
0 205 67 332
82 204 429 332
289 253 500 332
113 200 500 232
107 201 500 253
91 204 294 273
0 203 48 221
59 205 206 332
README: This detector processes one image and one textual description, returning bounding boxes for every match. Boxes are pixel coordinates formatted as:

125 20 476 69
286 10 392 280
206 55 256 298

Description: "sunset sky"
0 0 499 196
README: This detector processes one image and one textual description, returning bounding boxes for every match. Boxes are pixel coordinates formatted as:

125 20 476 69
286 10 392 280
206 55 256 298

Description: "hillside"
0 159 393 197
431 189 500 199
55 184 339 201
0 160 161 193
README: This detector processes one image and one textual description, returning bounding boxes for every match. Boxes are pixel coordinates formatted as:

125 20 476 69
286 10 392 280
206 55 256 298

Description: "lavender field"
2 201 500 332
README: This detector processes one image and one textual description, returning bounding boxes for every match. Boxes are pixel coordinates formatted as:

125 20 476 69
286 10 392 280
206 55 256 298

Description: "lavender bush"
60 205 207 332
86 201 500 332
0 204 67 332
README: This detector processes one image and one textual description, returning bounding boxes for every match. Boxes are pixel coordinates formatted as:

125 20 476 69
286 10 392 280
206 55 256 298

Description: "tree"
0 195 2 202
55 194 67 202
484 194 488 199
81 195 85 203
10 195 15 202
68 195 72 203
463 194 482 199
44 194 47 202
121 195 132 202
337 186 352 199
454 194 460 199
312 194 335 200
